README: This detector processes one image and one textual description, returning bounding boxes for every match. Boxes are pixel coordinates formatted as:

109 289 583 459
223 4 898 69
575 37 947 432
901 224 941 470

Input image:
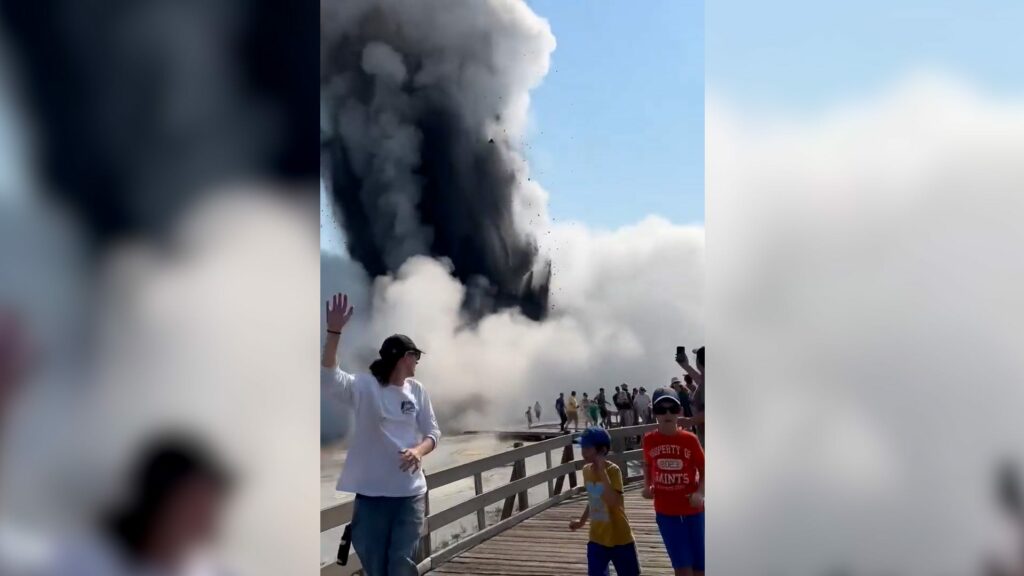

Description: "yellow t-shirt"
583 462 634 547
567 396 578 412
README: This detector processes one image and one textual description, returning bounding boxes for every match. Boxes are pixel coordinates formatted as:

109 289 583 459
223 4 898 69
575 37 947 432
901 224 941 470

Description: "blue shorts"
656 512 704 570
587 541 640 576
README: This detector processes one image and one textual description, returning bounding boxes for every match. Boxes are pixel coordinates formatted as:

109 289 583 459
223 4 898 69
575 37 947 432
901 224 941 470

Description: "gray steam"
320 0 554 321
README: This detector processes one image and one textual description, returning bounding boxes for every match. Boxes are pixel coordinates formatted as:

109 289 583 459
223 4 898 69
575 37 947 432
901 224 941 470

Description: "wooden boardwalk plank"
430 485 675 575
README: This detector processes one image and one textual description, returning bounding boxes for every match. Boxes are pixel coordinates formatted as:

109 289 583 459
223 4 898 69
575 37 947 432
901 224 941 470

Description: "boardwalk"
430 484 673 575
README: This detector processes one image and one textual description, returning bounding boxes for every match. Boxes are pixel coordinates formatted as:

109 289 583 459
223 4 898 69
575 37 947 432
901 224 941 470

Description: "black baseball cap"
379 334 424 361
652 387 681 407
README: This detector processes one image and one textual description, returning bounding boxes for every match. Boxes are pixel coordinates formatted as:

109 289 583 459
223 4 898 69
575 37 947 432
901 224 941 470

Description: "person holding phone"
321 293 440 576
676 347 705 445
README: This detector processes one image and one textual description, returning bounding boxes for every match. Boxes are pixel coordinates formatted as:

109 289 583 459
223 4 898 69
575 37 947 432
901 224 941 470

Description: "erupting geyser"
320 0 553 321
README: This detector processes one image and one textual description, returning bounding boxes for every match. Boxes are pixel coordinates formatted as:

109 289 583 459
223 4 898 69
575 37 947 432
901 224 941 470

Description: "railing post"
553 443 577 495
417 491 432 561
501 443 526 519
611 434 626 472
517 455 529 512
545 450 554 498
473 472 485 531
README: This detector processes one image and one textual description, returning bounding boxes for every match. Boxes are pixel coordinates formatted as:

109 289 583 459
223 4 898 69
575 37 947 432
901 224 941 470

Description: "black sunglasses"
653 403 681 415
405 350 422 360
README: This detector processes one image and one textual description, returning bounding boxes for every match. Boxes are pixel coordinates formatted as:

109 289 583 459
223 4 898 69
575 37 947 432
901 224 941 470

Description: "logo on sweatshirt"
401 400 416 415
657 458 683 471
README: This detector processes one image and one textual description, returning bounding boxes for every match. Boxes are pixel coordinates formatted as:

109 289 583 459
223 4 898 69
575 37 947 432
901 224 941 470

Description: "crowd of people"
549 346 705 443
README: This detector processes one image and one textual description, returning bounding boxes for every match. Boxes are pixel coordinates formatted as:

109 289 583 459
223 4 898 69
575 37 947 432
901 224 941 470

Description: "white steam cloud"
709 73 1024 575
322 215 705 433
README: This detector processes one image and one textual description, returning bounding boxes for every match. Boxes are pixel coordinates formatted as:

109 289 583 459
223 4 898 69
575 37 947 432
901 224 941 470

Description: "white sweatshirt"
321 367 441 497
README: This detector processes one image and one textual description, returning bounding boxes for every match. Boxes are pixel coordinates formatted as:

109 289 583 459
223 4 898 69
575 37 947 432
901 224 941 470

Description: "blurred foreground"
0 1 318 574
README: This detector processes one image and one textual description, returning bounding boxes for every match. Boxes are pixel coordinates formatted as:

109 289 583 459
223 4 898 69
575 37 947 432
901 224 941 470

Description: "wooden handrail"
425 433 573 489
427 460 581 531
320 423 657 532
320 422 659 575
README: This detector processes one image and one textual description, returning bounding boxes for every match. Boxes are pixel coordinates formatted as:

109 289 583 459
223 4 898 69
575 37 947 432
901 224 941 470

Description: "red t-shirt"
642 428 705 516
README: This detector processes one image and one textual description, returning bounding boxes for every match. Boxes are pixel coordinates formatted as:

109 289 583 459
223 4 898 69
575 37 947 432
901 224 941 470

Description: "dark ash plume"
320 0 552 321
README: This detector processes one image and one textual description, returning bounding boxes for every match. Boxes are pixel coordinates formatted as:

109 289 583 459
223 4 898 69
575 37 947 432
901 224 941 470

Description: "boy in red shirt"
642 387 705 576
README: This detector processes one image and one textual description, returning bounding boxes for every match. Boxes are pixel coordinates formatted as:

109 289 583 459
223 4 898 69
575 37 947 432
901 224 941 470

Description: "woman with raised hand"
322 293 441 576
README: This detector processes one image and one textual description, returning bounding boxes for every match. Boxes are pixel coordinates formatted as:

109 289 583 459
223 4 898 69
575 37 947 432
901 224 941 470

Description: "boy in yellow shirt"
568 427 641 576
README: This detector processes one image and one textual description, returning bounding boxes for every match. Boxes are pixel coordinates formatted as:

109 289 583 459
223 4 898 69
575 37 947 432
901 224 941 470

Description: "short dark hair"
571 390 576 395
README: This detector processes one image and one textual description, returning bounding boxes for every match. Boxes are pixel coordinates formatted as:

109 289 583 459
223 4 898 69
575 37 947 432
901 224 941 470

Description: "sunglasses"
653 403 681 415
405 350 422 360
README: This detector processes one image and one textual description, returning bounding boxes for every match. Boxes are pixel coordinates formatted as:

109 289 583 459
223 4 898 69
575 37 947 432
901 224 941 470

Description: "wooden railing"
319 422 657 575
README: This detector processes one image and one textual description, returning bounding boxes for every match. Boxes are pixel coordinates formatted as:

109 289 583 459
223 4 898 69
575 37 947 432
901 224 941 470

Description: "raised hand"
326 293 355 334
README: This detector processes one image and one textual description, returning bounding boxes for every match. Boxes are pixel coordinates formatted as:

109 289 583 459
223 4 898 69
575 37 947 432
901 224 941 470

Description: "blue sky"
707 0 1024 110
524 0 705 227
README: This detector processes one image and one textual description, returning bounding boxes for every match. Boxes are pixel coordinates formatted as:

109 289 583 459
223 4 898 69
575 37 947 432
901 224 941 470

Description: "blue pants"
351 494 426 576
587 541 641 576
656 512 705 571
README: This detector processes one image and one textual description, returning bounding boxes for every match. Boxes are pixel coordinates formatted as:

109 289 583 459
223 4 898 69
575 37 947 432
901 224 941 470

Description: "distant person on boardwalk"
642 387 705 576
596 387 611 428
556 393 568 432
534 400 542 421
581 393 593 427
321 293 440 576
526 406 533 428
634 387 652 424
567 391 580 432
568 427 641 576
615 385 633 427
589 395 601 428
631 387 639 424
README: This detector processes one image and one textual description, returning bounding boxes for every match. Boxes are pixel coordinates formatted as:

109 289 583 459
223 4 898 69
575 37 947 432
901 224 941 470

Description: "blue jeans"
587 541 641 576
656 512 705 570
351 494 426 576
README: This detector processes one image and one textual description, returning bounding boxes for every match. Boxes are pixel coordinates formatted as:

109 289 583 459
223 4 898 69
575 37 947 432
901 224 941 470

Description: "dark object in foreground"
337 524 353 565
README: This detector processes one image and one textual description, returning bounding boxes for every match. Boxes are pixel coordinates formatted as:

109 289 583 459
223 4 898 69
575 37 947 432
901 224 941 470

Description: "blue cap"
578 427 611 449
652 387 681 406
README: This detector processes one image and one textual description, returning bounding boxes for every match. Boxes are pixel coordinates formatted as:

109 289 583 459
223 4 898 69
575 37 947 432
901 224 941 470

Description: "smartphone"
676 346 686 357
